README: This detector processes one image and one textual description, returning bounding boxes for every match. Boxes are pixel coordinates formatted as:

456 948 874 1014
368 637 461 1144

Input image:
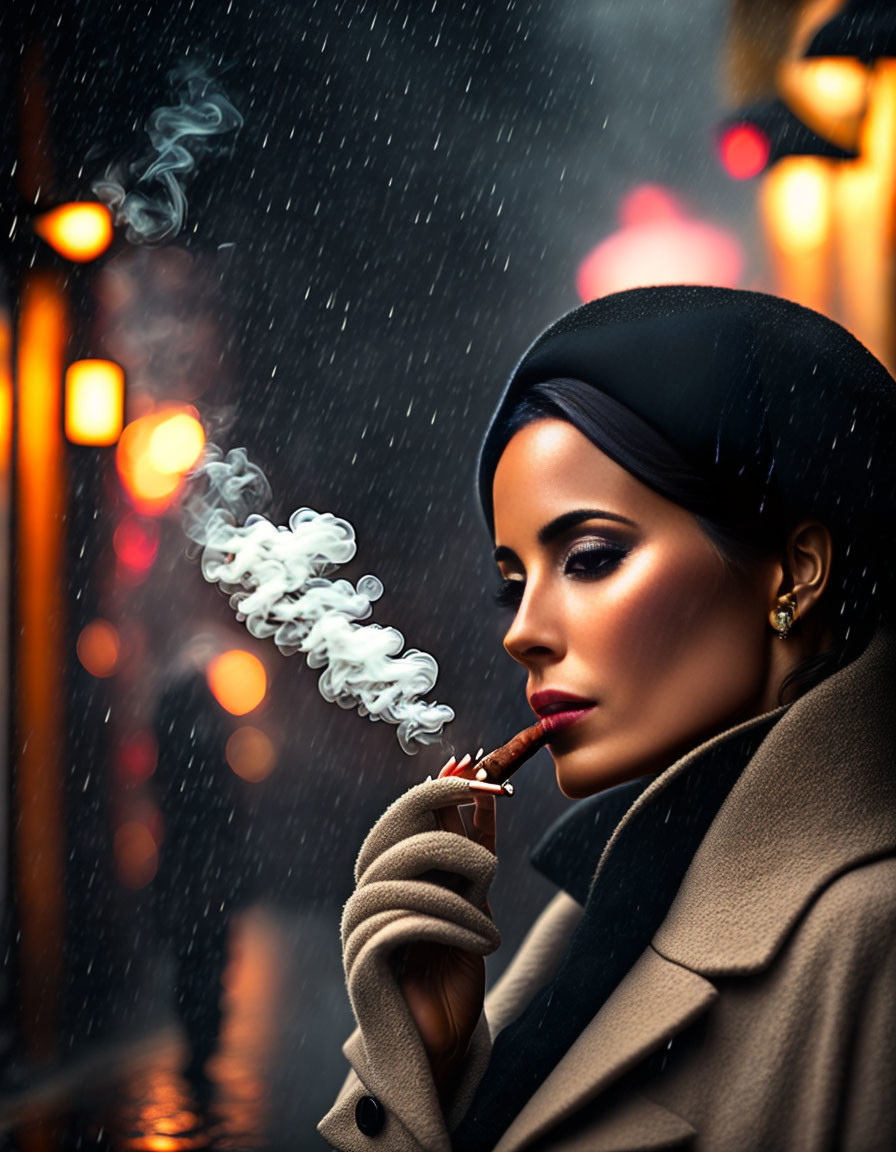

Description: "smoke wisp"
182 447 455 754
93 62 243 244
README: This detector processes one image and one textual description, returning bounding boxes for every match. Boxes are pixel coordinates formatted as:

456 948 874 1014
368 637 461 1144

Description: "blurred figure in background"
151 660 252 1082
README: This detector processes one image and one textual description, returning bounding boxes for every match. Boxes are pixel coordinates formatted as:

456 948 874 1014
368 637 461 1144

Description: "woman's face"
492 418 782 798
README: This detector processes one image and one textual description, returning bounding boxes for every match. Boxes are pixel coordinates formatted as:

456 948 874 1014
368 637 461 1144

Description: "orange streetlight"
64 358 125 445
777 56 869 152
14 272 68 1055
76 618 121 679
759 155 836 314
116 407 205 514
33 202 114 263
207 650 268 716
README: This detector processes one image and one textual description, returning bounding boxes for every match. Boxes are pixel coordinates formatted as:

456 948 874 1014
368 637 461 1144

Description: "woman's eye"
493 578 525 608
563 542 627 578
492 543 626 607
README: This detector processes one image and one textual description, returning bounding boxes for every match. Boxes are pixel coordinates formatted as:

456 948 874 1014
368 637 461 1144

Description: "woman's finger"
445 753 473 777
432 756 497 847
470 791 496 855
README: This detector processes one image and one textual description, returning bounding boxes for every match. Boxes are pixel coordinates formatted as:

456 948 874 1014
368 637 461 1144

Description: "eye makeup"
493 530 631 608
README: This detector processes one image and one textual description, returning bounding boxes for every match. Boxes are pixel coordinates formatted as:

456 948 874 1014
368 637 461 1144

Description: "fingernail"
439 756 457 776
455 754 472 772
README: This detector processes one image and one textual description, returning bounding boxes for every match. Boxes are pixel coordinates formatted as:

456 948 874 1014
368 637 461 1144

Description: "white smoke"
182 446 455 754
93 62 243 245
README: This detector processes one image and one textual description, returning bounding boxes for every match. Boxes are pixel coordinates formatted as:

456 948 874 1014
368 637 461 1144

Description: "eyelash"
493 541 628 608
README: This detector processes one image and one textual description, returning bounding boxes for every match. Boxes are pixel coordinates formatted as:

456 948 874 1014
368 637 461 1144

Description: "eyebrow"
493 508 637 564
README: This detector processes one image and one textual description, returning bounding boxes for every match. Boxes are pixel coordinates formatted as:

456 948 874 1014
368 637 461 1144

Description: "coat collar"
493 624 896 1152
654 621 896 975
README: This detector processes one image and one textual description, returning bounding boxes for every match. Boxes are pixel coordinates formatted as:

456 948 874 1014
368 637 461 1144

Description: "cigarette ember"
456 720 549 784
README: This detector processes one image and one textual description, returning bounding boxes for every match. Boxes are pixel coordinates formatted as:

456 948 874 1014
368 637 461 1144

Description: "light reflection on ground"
5 906 291 1152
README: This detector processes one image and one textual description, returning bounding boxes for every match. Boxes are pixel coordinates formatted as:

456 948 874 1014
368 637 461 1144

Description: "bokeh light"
718 123 772 180
77 618 121 678
761 156 831 254
116 406 205 514
115 731 158 783
33 202 114 262
113 514 160 578
576 184 743 302
65 359 125 446
617 183 683 227
148 412 205 474
207 650 268 716
0 309 12 474
781 57 868 120
225 726 277 783
114 821 159 889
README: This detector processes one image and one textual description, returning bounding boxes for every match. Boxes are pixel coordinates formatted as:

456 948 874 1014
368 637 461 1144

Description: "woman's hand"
339 771 501 1126
393 757 497 1097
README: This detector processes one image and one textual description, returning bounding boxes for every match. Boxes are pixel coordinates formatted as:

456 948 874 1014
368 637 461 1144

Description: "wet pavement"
0 906 354 1152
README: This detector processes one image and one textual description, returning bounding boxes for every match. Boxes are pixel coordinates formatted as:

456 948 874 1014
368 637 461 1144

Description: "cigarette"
454 719 549 785
467 779 515 796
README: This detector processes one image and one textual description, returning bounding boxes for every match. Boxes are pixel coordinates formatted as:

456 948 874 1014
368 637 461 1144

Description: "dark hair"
492 378 880 706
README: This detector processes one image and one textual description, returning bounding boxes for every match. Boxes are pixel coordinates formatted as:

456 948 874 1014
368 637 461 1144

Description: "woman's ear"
779 520 833 619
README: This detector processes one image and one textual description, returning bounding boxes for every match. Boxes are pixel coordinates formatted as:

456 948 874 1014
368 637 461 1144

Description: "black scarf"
451 712 782 1150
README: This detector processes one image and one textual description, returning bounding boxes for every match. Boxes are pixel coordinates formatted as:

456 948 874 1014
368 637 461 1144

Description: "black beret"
477 285 896 565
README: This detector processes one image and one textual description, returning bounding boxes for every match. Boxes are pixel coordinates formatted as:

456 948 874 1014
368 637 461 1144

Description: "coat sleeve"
317 777 501 1152
317 778 585 1151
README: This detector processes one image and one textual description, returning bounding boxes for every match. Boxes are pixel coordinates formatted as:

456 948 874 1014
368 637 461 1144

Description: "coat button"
355 1095 385 1137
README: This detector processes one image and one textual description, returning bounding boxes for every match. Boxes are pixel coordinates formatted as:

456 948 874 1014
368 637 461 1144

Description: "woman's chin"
552 747 613 799
551 742 649 799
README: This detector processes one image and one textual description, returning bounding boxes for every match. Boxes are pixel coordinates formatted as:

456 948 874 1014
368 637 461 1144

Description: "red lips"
529 689 596 716
529 690 596 737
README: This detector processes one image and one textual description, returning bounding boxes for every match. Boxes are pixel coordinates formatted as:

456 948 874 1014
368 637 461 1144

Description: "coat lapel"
653 622 896 976
492 946 714 1152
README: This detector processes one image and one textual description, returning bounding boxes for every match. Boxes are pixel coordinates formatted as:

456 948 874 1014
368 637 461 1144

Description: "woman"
319 286 896 1151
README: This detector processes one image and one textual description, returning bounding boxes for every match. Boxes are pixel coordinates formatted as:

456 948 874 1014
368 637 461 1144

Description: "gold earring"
769 592 798 639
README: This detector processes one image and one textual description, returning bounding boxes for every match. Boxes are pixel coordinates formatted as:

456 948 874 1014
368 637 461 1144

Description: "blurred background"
1 0 893 1147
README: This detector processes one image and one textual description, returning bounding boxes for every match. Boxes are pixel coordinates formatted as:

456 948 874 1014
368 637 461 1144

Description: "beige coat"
319 624 896 1151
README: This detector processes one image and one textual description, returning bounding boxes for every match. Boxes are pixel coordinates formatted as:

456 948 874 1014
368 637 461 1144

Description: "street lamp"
64 359 125 446
33 203 113 264
799 0 896 368
776 56 869 152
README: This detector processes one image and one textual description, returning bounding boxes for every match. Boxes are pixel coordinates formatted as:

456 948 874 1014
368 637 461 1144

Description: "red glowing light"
576 183 743 303
618 184 683 228
114 514 159 574
718 124 772 180
116 731 158 783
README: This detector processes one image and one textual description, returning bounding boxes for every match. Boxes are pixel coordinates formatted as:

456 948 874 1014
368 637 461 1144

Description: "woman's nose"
502 582 565 667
